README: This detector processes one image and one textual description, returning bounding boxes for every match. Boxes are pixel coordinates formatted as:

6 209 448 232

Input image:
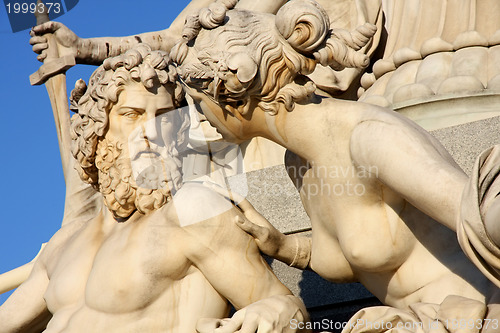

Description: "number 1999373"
5 2 61 14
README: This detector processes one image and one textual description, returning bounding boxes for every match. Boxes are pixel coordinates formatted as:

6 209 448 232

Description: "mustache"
134 150 161 160
129 140 167 160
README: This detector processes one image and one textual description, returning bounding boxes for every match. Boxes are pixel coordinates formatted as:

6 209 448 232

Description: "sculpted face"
183 84 247 144
105 81 176 159
97 81 184 218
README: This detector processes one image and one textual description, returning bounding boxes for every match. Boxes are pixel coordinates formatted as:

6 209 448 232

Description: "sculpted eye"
122 111 140 119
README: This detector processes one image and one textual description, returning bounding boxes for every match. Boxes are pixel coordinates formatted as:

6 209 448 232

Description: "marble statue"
16 0 500 331
169 0 500 331
0 44 309 333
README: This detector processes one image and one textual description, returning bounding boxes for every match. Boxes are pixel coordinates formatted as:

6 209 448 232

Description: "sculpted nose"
141 116 159 141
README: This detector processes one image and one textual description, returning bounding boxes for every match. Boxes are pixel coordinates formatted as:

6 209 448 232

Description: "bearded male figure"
0 44 308 333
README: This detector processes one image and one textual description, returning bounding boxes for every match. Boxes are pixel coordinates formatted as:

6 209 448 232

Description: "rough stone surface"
245 166 311 233
430 116 500 175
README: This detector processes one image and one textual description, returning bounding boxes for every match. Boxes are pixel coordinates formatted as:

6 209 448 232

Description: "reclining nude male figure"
0 45 309 333
171 0 500 331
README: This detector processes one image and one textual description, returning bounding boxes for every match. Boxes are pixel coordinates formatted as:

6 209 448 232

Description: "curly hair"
70 44 185 187
170 0 376 115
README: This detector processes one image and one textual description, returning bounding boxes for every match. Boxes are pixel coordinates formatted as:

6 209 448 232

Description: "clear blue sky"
0 0 191 304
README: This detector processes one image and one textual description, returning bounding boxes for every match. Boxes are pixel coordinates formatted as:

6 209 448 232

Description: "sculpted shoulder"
349 104 448 168
301 98 396 137
139 182 252 263
166 182 258 263
315 98 408 123
37 218 88 268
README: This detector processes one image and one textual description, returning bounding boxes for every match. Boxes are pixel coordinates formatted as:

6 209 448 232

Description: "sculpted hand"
30 22 80 62
235 198 313 268
196 295 309 333
234 201 285 259
232 197 313 269
237 211 311 269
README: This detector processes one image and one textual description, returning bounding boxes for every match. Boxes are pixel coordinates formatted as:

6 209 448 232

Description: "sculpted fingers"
30 21 80 57
30 35 48 62
205 296 306 333
37 53 47 62
31 40 48 54
30 22 63 62
236 216 269 241
233 306 280 333
243 311 282 333
238 312 261 333
212 311 245 333
212 310 275 333
235 215 282 257
29 35 46 46
31 21 61 35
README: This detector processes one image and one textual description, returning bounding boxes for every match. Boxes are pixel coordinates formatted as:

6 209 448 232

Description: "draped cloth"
458 144 500 288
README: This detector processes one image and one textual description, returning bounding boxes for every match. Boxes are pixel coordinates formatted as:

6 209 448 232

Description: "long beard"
95 138 182 218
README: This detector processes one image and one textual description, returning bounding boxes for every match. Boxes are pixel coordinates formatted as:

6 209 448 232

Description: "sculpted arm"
0 257 51 333
235 0 287 12
181 189 308 331
349 111 468 232
30 0 214 65
30 0 286 66
186 212 291 305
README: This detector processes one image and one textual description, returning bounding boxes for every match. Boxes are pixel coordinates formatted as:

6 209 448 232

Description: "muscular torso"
285 101 498 309
40 192 229 333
